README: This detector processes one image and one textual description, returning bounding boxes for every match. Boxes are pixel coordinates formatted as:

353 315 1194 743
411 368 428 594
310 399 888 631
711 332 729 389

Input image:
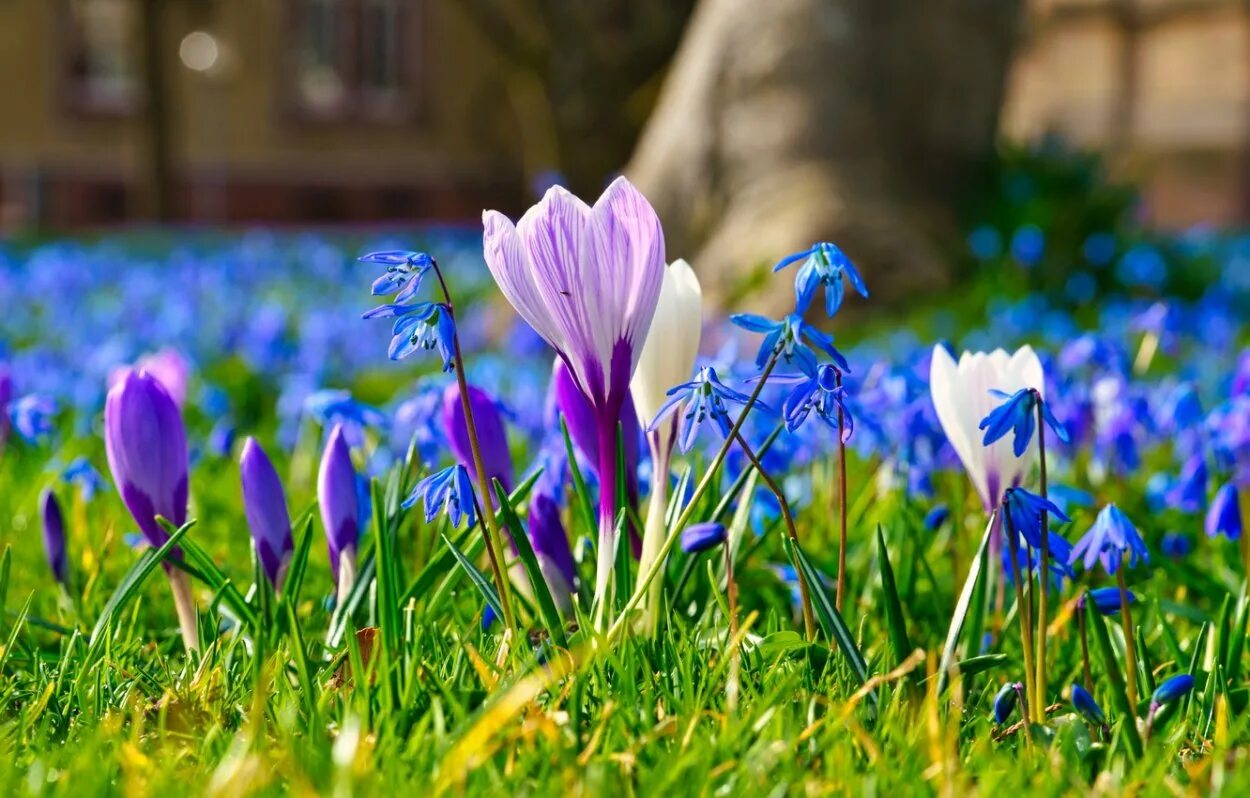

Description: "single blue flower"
1205 482 1242 540
979 388 1069 457
1070 683 1106 725
680 521 727 554
1165 454 1207 513
1002 529 1075 591
360 250 434 304
649 366 767 453
403 464 478 529
924 505 950 532
772 242 868 317
61 456 109 501
363 300 457 369
1002 486 1070 550
305 389 387 448
992 682 1021 724
1080 586 1135 616
1010 225 1045 267
10 394 56 443
731 313 850 372
1071 504 1149 575
1151 674 1194 706
1160 532 1193 558
771 349 853 439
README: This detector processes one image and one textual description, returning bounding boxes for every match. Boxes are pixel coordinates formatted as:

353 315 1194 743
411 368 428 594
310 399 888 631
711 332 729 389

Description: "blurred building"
1006 0 1250 227
0 0 523 229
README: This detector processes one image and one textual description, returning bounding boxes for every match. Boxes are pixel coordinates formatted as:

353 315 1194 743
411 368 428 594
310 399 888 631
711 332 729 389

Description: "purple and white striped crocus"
104 370 198 651
40 488 68 586
441 382 514 495
240 437 294 589
318 424 360 604
483 176 665 613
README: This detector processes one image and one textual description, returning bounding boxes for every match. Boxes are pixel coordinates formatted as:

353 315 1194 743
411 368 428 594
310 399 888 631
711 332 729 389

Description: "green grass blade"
876 525 912 667
443 532 503 621
937 511 994 694
786 537 872 693
559 416 597 536
279 514 315 610
88 520 195 650
1085 598 1143 758
493 478 567 647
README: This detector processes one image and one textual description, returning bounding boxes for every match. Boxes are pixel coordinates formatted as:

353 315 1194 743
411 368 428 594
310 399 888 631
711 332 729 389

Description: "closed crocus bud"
992 682 1020 724
528 492 575 614
1070 683 1106 725
318 424 359 603
441 382 513 493
104 370 189 549
631 259 703 454
680 521 726 554
103 370 197 651
240 437 294 589
40 488 68 586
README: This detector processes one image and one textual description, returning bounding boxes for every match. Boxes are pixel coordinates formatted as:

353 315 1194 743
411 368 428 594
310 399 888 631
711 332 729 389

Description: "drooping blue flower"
1070 683 1106 725
1080 586 1135 616
730 313 850 372
649 366 766 453
363 300 457 368
1002 529 1075 591
305 389 387 448
1071 504 1150 575
1160 532 1193 558
1151 674 1194 706
359 250 434 304
1002 486 1070 549
680 521 727 554
992 682 1021 724
61 456 108 501
772 242 868 317
1164 453 1208 513
404 464 478 529
771 348 853 439
1205 482 1242 540
980 387 1069 457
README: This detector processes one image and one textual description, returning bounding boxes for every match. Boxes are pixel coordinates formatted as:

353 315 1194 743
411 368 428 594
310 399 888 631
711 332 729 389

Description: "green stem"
1116 566 1140 714
1034 400 1051 721
1004 512 1037 725
835 371 849 612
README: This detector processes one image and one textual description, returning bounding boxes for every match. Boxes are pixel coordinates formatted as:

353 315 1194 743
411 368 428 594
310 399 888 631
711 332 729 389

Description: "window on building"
61 0 139 115
288 0 419 123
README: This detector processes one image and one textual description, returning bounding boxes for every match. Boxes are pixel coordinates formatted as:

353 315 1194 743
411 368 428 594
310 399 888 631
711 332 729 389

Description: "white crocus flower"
929 344 1045 512
630 259 703 630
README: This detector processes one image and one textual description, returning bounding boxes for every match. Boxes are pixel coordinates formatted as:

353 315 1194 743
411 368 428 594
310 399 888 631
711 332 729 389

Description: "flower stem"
835 371 849 612
167 568 200 653
637 437 672 634
1034 402 1051 722
1004 512 1037 725
431 259 516 632
1116 566 1140 714
606 351 780 644
1078 599 1093 693
732 429 817 640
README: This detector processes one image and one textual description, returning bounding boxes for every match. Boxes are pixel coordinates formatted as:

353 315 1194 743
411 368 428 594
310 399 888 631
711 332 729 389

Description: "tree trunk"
627 0 1023 311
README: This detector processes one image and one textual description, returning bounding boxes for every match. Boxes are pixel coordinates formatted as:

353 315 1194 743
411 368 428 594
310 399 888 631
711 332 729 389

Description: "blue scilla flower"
992 682 1021 724
1080 586 1135 615
305 389 387 448
404 464 478 529
1150 674 1194 707
731 313 850 372
1082 231 1117 267
1160 532 1193 558
980 387 1069 456
772 242 868 317
1205 482 1242 540
360 250 434 304
10 394 56 444
650 366 766 453
1002 486 1070 549
1164 454 1207 513
924 505 950 532
1070 683 1106 725
1002 530 1074 591
771 349 853 440
1010 224 1045 267
1071 504 1149 575
61 456 108 501
363 301 456 368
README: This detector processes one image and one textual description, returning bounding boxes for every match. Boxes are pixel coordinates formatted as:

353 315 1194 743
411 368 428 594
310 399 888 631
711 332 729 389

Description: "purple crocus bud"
40 488 68 586
318 424 359 600
551 360 641 506
441 382 513 494
104 370 189 549
528 492 575 613
240 437 294 588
